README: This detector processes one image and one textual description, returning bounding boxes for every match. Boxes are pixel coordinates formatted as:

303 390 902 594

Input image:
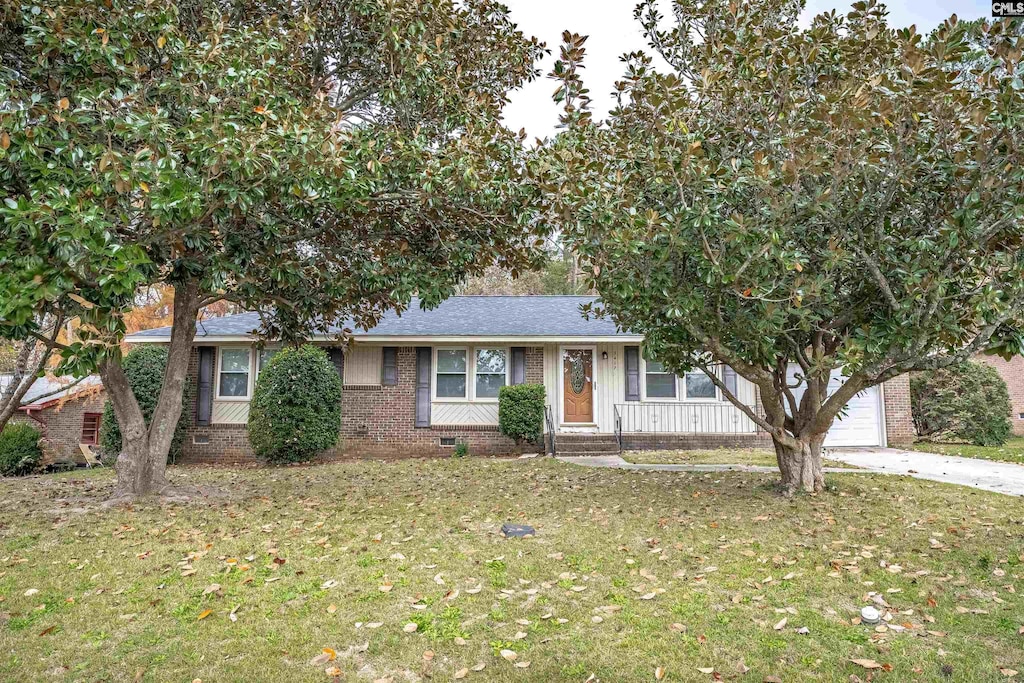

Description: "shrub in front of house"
498 383 545 445
911 361 1012 447
99 345 187 463
0 423 43 476
247 345 342 464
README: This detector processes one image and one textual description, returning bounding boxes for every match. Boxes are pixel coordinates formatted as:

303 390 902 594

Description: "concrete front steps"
554 433 620 457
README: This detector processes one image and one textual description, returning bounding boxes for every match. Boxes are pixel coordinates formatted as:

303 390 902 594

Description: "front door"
562 349 594 423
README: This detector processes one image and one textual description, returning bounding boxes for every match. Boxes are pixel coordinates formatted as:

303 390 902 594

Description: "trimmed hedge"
247 345 342 464
99 346 187 462
0 423 43 476
498 383 546 444
911 361 1012 447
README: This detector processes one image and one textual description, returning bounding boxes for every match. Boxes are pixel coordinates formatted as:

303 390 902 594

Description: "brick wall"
180 346 547 464
974 354 1024 436
10 391 106 464
882 374 915 446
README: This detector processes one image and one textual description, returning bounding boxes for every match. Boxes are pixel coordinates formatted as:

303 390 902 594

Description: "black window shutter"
415 347 431 427
723 365 738 399
624 346 641 402
511 347 526 385
328 348 345 381
382 347 398 385
196 346 215 425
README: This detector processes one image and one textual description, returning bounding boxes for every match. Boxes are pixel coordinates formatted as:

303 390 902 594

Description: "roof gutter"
125 334 645 344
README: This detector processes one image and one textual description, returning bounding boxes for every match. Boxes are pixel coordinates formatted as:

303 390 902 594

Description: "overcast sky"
500 0 993 140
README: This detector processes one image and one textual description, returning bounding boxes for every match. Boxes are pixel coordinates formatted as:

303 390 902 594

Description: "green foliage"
99 346 187 461
0 423 42 476
0 0 547 375
452 441 470 458
247 345 341 464
911 361 1012 446
536 0 1024 467
498 383 545 444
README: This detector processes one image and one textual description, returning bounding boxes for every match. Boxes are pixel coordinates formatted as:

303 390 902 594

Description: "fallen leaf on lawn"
325 665 341 676
202 584 221 595
670 623 686 632
366 622 383 629
454 637 467 646
514 662 531 669
850 659 883 669
24 589 39 597
444 589 460 601
310 653 332 666
736 662 749 674
500 649 517 661
403 623 418 633
763 677 782 683
196 610 212 621
471 663 486 671
434 573 445 585
1000 669 1019 678
454 669 469 679
38 625 56 637
327 604 337 614
422 650 434 661
378 584 393 593
591 616 603 624
655 666 666 680
229 605 240 622
773 617 787 631
322 580 338 589
796 626 810 635
697 666 715 674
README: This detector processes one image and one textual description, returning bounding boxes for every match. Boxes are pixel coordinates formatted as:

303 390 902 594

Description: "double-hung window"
435 349 467 398
474 348 507 399
218 348 251 398
257 348 278 376
684 369 717 400
644 359 677 399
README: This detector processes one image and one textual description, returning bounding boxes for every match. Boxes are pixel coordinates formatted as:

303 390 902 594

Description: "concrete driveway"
824 448 1024 497
558 448 1024 497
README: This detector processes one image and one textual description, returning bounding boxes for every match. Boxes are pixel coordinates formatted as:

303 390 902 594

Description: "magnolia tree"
537 1 1024 493
0 0 545 501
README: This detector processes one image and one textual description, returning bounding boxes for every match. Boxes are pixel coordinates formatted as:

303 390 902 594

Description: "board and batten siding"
344 346 382 385
542 343 758 434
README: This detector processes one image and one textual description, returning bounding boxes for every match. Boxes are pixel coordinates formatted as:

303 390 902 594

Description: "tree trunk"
773 432 825 495
102 280 201 503
0 316 61 433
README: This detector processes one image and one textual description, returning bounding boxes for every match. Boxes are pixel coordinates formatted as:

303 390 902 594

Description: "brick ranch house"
5 375 105 465
125 296 915 463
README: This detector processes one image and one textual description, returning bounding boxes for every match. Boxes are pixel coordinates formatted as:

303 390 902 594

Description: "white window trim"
472 346 511 403
640 352 724 403
432 346 511 403
216 346 254 401
433 346 470 401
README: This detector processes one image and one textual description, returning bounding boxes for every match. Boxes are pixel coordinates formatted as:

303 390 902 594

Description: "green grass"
621 448 858 469
0 460 1021 682
908 437 1024 466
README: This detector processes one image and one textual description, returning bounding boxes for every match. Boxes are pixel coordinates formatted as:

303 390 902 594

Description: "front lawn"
0 460 1021 682
622 448 857 469
908 437 1024 466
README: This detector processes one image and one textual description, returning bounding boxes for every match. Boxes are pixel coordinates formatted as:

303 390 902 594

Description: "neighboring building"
974 354 1024 436
124 296 915 463
5 375 105 465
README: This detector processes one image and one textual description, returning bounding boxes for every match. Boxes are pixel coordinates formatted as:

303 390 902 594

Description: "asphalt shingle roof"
126 296 635 340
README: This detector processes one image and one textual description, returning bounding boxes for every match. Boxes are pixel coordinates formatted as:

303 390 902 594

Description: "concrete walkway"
557 448 1024 497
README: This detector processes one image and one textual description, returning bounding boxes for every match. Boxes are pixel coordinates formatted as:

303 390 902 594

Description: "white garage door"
788 367 883 448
